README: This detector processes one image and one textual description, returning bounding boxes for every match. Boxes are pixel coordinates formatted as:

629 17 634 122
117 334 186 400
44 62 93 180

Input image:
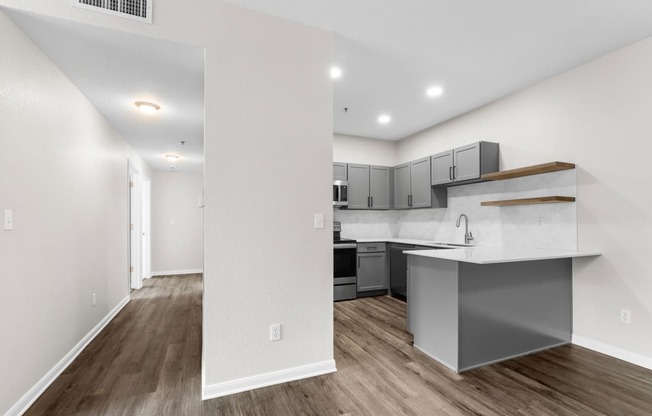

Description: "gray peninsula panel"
408 255 573 373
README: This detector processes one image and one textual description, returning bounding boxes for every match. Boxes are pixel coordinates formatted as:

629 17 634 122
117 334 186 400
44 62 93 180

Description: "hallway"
25 275 202 415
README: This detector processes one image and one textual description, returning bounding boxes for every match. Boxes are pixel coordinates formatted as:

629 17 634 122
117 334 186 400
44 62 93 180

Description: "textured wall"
0 11 150 414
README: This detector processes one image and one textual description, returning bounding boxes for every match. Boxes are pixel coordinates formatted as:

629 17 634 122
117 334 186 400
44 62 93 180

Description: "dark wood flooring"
26 275 652 415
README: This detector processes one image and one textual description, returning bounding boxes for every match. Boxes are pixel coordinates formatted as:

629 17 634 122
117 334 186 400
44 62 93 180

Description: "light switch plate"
314 213 324 229
4 209 13 230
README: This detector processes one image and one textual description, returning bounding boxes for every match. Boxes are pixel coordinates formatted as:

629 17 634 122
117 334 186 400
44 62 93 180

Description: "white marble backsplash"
334 170 577 250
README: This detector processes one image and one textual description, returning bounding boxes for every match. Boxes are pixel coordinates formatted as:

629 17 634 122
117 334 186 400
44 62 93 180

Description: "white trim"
4 296 130 416
151 269 203 277
202 359 337 400
572 335 652 371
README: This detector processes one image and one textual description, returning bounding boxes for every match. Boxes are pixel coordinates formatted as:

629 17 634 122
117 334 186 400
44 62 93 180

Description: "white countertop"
404 246 600 264
352 237 466 249
348 237 600 264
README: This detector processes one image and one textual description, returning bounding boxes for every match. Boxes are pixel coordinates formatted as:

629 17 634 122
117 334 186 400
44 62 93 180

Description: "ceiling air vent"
73 0 152 24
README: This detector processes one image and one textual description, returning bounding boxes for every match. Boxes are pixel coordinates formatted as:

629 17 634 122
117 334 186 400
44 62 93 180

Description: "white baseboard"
4 296 130 416
572 335 652 371
151 269 203 277
202 359 337 400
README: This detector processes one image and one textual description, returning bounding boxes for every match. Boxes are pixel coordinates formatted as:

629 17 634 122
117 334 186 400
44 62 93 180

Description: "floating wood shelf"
481 196 576 207
481 161 575 181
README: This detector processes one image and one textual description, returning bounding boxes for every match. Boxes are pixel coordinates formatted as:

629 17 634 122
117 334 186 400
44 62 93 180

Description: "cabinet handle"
453 166 456 179
449 166 453 180
370 196 373 207
367 196 370 208
408 195 413 207
358 256 360 268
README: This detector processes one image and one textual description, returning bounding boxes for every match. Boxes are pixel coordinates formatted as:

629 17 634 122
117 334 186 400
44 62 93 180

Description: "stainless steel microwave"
333 180 348 207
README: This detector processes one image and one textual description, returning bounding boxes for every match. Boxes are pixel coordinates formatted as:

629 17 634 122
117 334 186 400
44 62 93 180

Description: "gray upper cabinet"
410 157 432 208
431 141 499 186
454 142 481 182
346 164 391 210
347 164 370 209
393 158 439 209
431 150 454 185
369 166 391 209
333 162 348 181
393 163 411 209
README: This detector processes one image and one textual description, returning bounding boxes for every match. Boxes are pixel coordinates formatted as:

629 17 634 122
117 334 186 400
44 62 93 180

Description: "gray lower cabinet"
357 243 388 292
347 164 391 210
333 162 348 181
431 141 499 186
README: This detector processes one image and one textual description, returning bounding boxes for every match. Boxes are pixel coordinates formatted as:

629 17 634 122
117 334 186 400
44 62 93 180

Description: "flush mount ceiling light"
378 114 391 124
135 100 160 114
330 66 342 79
165 154 180 162
426 86 444 98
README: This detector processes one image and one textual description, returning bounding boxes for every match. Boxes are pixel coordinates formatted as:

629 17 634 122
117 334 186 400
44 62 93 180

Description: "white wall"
395 38 652 364
333 133 397 166
0 0 334 407
0 10 150 414
150 170 203 275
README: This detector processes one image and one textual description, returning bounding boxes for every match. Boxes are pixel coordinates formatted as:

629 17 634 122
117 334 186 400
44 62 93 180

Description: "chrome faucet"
456 214 474 245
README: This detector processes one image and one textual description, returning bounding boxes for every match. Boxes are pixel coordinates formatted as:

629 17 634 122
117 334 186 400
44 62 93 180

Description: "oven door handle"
334 243 357 249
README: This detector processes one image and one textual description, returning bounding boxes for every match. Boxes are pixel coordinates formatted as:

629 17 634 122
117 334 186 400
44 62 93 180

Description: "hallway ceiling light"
165 154 180 162
330 66 342 79
426 86 444 98
135 100 160 114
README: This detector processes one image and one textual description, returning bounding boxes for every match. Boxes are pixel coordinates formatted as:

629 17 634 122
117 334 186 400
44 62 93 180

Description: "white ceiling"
6 9 205 173
6 1 652 173
226 0 652 140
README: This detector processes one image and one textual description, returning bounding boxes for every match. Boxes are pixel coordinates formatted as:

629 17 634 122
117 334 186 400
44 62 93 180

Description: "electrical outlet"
620 309 631 324
92 293 97 307
270 324 281 341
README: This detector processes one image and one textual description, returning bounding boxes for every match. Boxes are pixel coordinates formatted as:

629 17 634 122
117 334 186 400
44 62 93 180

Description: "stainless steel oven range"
333 221 356 301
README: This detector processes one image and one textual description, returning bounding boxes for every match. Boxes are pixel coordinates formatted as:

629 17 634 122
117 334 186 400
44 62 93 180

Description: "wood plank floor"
25 274 203 416
26 276 652 415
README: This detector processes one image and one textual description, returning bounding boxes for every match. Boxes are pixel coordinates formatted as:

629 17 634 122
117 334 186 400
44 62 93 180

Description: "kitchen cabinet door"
453 142 481 182
393 163 411 209
431 150 454 186
410 157 432 208
357 252 388 292
369 165 391 210
347 164 370 209
333 162 348 181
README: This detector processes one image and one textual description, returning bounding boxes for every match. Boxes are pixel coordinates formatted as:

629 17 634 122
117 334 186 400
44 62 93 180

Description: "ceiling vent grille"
73 0 152 24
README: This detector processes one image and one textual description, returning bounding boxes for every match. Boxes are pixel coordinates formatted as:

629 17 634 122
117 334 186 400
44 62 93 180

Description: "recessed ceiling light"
135 101 160 114
378 114 391 124
165 154 180 162
330 66 342 79
426 86 444 98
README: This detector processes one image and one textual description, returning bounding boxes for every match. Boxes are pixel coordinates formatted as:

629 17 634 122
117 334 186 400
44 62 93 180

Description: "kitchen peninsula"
406 246 599 373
